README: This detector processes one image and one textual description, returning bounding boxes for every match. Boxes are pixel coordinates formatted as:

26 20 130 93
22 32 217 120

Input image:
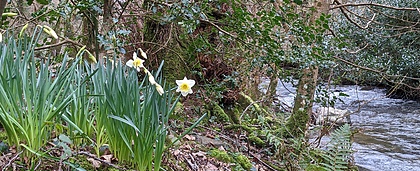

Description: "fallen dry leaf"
192 151 207 160
87 158 101 168
101 154 113 163
185 134 196 141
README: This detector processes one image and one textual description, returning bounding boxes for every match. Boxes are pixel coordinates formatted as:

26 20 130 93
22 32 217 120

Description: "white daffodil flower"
126 52 145 72
176 77 195 97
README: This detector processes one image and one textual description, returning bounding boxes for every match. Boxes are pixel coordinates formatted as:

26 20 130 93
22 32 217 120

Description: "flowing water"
260 79 420 171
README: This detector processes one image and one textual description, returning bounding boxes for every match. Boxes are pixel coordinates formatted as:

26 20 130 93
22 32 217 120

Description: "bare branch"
331 3 419 11
334 56 420 90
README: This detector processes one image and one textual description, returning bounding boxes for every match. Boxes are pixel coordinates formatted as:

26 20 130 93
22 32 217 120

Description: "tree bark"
0 0 7 18
285 0 329 137
286 66 318 137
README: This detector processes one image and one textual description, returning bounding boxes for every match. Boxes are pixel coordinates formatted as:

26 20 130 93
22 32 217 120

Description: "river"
260 79 420 171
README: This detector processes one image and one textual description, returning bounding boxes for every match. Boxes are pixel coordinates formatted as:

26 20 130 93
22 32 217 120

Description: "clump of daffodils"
176 77 195 97
126 49 164 95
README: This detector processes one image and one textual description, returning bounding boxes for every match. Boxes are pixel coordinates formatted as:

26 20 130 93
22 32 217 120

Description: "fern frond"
320 124 353 171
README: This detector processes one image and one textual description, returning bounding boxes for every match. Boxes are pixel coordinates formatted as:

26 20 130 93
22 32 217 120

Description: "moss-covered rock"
207 102 230 123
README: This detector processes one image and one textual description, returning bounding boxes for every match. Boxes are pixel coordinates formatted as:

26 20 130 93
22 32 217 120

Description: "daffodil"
176 77 195 97
155 84 164 95
126 52 145 72
43 25 58 39
139 48 147 59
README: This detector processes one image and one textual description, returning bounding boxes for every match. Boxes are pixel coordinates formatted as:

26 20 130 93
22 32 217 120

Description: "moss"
209 149 233 163
224 124 253 133
248 134 265 147
0 130 7 144
208 102 230 122
234 154 253 170
285 109 309 138
238 92 270 116
210 149 254 171
226 107 241 124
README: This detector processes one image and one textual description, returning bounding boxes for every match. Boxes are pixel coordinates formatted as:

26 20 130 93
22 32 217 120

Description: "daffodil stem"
166 112 207 149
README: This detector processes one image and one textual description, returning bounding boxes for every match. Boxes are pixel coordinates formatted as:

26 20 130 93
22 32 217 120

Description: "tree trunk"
286 66 318 137
285 0 329 137
0 0 7 18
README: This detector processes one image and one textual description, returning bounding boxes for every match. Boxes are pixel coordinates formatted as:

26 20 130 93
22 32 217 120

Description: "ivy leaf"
27 0 34 5
293 0 303 5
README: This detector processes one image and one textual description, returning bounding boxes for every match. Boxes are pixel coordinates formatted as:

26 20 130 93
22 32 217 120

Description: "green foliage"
91 60 176 171
331 0 420 96
319 124 353 171
0 29 80 164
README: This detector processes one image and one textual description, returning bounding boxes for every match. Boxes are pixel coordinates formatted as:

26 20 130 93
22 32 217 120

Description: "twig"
2 151 23 171
183 155 197 171
34 40 71 51
345 43 369 54
249 152 277 171
199 19 249 45
77 151 124 170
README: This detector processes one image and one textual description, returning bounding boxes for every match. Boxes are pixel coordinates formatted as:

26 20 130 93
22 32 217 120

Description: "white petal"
126 60 134 67
133 52 138 60
136 67 141 72
181 91 189 96
186 80 196 87
176 80 183 86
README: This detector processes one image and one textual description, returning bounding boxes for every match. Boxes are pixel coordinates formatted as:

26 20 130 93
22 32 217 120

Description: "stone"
314 107 351 126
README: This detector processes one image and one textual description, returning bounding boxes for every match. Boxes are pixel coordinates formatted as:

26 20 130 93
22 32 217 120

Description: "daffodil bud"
139 48 147 59
76 46 87 58
0 33 2 42
19 23 28 38
155 84 164 96
86 50 97 64
43 25 58 39
2 12 18 17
